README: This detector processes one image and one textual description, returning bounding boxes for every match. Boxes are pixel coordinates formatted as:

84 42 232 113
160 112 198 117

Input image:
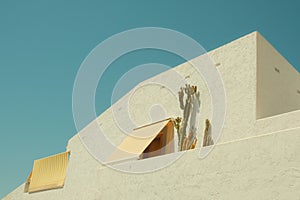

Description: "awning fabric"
25 151 70 193
107 118 174 163
23 171 32 193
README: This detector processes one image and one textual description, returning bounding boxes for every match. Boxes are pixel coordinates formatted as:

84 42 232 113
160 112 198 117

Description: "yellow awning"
107 118 174 163
25 151 70 193
23 171 32 193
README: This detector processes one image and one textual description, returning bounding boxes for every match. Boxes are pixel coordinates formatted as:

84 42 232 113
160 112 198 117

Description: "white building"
4 31 300 200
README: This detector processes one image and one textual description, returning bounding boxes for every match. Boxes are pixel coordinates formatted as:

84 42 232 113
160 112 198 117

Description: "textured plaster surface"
4 32 300 199
257 33 300 119
4 128 300 200
89 31 300 147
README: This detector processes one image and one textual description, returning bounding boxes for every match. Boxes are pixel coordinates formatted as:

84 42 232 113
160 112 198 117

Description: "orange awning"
107 118 174 163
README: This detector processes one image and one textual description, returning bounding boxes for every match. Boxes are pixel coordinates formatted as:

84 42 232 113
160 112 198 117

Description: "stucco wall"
4 31 300 199
257 32 300 119
92 31 300 147
4 127 300 200
91 31 258 149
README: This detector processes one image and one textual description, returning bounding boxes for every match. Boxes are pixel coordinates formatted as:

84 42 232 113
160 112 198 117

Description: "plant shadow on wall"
106 84 215 165
174 84 214 152
135 84 216 160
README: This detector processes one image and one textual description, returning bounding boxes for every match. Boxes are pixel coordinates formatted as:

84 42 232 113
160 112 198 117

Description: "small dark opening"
274 67 280 73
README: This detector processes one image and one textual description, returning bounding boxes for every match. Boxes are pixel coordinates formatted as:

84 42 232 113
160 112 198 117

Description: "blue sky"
0 0 299 198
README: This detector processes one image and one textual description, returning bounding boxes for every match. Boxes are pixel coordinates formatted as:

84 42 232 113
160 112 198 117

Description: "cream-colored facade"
4 31 300 200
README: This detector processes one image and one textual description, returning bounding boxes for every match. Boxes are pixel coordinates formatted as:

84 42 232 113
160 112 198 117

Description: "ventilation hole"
297 89 300 95
274 67 280 73
185 75 190 79
215 63 221 67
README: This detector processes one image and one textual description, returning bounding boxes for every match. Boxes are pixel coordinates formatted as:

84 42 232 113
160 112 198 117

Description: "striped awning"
25 151 70 193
